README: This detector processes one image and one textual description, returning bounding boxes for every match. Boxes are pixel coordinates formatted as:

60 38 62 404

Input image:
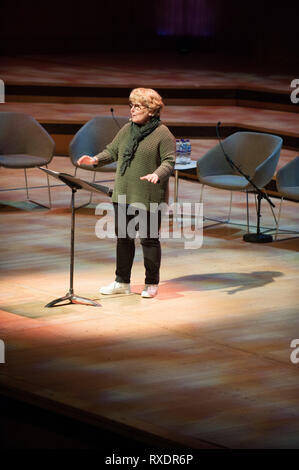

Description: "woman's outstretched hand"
140 173 159 184
77 155 97 166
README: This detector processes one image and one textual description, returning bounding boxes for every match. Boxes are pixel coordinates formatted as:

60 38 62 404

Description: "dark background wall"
0 0 297 70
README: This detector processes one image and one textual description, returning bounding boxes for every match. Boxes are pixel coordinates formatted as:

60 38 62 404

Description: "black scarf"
120 117 161 176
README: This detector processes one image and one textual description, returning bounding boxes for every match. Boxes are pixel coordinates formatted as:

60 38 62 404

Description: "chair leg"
268 200 278 236
227 191 232 223
89 171 96 205
246 191 250 233
199 184 231 227
24 167 51 209
273 197 299 240
200 184 209 223
45 164 52 208
254 193 258 214
24 168 30 200
200 184 204 205
275 197 283 241
202 186 233 226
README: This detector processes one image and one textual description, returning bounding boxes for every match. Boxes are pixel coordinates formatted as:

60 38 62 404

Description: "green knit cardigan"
94 122 175 210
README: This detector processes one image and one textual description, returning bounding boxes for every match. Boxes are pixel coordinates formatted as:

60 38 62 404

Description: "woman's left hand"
140 173 159 184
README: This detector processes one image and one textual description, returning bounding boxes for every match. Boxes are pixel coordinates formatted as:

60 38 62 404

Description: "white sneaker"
100 281 131 295
141 284 158 298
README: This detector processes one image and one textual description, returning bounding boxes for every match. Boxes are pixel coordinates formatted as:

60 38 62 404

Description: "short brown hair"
129 88 164 116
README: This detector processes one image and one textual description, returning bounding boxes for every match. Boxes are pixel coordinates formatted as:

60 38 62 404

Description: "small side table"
174 160 197 203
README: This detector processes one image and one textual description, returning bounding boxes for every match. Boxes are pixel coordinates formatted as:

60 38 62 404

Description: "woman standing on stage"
78 88 175 298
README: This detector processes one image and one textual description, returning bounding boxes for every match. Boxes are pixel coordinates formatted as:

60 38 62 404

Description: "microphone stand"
110 108 122 130
216 122 275 243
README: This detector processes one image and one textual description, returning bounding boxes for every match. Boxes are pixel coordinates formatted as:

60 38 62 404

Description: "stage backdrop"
0 0 297 68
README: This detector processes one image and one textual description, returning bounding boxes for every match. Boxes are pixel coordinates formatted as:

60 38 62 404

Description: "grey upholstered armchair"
197 131 283 230
69 115 128 206
275 156 299 240
0 112 55 208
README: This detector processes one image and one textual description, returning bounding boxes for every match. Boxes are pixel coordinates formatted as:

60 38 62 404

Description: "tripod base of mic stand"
243 233 273 243
45 291 101 308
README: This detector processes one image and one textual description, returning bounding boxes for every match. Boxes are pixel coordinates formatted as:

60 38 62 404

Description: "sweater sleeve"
93 123 129 168
154 127 175 182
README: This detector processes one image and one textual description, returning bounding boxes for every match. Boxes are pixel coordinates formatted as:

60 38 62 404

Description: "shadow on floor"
161 271 283 296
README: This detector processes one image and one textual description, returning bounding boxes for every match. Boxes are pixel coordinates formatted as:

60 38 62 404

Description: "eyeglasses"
129 103 147 111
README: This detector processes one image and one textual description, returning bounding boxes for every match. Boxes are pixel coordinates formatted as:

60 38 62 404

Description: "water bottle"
186 139 191 164
175 139 181 164
181 139 187 165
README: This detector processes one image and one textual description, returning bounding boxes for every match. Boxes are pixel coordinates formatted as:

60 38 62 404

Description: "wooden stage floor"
0 158 298 449
0 54 299 450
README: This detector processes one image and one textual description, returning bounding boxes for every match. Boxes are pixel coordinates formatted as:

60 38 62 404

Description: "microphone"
110 107 122 129
216 121 243 174
216 122 230 163
216 125 276 242
92 109 122 169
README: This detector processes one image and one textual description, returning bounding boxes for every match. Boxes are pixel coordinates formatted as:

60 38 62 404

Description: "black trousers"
113 203 162 285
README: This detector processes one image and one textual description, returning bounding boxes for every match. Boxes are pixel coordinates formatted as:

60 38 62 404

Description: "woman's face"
129 102 152 125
